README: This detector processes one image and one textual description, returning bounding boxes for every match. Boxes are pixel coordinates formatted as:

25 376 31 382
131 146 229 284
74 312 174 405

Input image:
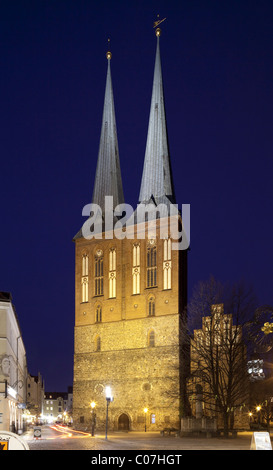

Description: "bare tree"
187 277 258 436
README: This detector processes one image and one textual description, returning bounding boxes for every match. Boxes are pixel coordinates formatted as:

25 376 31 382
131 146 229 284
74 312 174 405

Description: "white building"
0 292 27 433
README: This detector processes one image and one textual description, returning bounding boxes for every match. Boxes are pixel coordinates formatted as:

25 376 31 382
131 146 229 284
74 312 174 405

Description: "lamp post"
256 405 261 429
144 408 148 432
90 402 96 436
105 386 113 440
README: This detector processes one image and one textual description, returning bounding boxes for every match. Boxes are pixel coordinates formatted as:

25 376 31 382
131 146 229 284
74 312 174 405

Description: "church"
72 26 189 432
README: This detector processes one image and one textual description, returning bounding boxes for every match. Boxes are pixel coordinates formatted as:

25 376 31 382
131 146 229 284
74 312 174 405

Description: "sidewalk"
22 427 260 450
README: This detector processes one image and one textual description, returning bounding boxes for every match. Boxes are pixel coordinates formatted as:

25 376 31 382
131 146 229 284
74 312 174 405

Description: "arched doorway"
118 413 130 431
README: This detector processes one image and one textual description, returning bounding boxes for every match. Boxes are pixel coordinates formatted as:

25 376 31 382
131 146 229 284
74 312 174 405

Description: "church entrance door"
118 413 130 431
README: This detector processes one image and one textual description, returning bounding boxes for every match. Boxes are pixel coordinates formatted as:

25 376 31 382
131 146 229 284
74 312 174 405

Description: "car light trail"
48 425 91 439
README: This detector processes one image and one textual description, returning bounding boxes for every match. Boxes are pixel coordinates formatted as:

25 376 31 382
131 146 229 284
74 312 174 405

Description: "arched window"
147 244 157 288
96 305 102 323
132 243 140 294
148 296 155 316
94 251 103 296
81 254 89 302
109 248 116 298
148 330 155 347
163 238 172 290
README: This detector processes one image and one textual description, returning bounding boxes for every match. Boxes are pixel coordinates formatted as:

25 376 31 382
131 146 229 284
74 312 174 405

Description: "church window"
148 330 155 347
132 243 140 294
109 248 116 298
163 238 172 290
95 336 101 351
148 296 155 316
94 251 103 296
147 245 157 288
96 305 102 323
81 254 89 302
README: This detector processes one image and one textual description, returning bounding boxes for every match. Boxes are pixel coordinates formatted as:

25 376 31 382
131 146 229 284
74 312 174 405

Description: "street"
21 425 257 450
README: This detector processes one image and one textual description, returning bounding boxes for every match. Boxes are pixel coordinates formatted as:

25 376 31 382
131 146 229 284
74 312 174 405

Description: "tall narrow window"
95 336 101 351
132 243 140 294
163 238 172 290
109 248 116 298
81 254 88 302
148 296 155 316
148 330 155 347
147 243 157 288
94 250 103 296
96 305 102 323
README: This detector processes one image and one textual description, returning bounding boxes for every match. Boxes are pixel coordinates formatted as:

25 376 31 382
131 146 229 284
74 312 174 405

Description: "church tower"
73 28 188 432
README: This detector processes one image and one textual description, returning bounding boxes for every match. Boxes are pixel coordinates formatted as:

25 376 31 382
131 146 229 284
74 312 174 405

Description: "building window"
109 248 116 298
94 251 103 296
81 254 89 302
95 336 101 351
132 243 140 294
148 330 155 347
148 296 155 316
163 238 172 290
147 244 157 288
96 305 102 323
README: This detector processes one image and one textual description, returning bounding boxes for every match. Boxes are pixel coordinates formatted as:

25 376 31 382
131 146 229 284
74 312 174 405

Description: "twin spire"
139 30 175 206
77 28 175 239
91 44 124 214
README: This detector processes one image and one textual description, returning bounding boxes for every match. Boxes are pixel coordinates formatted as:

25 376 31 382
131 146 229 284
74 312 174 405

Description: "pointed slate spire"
92 48 124 214
74 47 124 240
139 29 175 206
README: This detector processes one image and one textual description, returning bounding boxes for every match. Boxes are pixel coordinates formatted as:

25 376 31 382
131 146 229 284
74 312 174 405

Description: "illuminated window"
94 252 103 296
147 244 157 288
109 248 116 298
163 238 172 290
132 243 140 294
81 254 89 302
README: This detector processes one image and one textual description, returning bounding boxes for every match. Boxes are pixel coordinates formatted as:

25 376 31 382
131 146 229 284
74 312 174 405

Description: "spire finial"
153 14 166 36
106 38 112 60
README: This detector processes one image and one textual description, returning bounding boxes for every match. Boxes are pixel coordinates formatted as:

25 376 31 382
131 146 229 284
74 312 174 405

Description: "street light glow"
105 386 112 399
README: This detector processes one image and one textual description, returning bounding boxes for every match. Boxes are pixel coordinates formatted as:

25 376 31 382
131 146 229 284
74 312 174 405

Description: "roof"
138 34 175 206
74 54 124 240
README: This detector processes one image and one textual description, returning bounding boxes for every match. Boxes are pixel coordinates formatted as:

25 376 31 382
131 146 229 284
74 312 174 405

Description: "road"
22 425 256 450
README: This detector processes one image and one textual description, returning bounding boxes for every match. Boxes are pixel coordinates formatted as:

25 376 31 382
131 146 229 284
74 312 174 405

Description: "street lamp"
105 386 113 440
90 402 96 436
256 405 261 428
144 407 148 432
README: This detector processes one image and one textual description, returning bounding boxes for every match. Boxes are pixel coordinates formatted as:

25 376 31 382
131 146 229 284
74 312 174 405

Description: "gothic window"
94 250 103 296
148 296 155 316
109 248 116 298
163 238 172 290
96 305 102 323
81 254 89 302
148 330 155 347
132 243 140 294
147 243 157 288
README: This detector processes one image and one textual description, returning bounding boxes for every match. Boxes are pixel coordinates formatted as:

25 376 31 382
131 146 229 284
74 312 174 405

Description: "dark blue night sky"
1 0 272 391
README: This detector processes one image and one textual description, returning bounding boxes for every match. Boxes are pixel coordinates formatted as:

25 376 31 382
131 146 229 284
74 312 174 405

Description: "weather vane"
153 14 166 36
106 38 112 60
